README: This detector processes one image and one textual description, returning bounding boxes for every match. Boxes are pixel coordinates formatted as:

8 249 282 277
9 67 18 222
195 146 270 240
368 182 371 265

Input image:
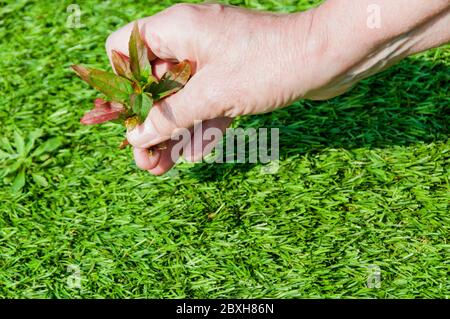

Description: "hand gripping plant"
72 22 191 149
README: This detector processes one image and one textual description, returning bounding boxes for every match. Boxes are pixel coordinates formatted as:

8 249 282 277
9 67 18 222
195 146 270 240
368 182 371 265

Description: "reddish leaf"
94 98 109 108
112 50 132 79
71 65 92 86
80 99 126 125
165 60 192 85
149 60 192 100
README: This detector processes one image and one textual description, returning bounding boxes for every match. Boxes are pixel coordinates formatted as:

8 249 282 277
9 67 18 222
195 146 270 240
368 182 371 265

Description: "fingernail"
133 146 160 171
156 142 167 150
127 120 159 148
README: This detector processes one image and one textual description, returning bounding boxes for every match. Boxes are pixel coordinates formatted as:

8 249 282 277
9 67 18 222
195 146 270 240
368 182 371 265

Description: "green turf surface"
0 0 449 298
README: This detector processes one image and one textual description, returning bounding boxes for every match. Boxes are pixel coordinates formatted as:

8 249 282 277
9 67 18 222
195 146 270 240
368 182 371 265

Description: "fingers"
133 147 161 170
126 69 224 149
144 126 194 176
134 118 232 175
146 139 183 176
135 118 233 175
184 117 233 162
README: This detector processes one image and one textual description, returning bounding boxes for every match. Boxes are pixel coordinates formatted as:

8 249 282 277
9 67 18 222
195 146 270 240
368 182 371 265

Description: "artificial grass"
0 0 449 298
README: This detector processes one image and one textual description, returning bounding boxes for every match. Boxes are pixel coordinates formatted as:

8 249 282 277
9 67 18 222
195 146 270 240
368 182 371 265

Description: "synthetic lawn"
0 0 449 298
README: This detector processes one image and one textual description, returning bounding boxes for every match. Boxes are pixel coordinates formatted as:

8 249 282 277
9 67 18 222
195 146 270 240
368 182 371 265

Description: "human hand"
105 3 329 174
106 2 450 175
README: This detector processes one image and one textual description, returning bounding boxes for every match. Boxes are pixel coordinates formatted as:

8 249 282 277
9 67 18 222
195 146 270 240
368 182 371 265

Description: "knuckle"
194 74 241 119
168 3 197 17
201 84 226 115
208 80 242 118
167 3 202 27
205 3 225 14
222 105 241 118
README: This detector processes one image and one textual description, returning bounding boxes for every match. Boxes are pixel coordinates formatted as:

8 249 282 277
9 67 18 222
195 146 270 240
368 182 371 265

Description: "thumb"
126 69 224 149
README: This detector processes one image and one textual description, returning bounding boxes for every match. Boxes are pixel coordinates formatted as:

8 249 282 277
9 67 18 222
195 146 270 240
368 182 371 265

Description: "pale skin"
105 0 450 175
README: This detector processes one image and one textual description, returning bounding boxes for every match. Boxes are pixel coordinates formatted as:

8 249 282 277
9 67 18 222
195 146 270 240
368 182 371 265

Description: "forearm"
320 0 450 52
298 0 450 99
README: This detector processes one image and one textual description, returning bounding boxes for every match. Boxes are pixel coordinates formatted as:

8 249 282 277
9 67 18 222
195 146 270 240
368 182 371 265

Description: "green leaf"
129 93 142 118
72 65 133 104
0 169 8 180
0 149 9 161
129 22 152 82
32 173 48 187
139 94 153 122
129 93 153 122
11 169 25 192
14 131 25 155
2 160 23 177
25 129 44 154
148 60 191 101
89 69 133 104
0 137 14 153
32 137 63 158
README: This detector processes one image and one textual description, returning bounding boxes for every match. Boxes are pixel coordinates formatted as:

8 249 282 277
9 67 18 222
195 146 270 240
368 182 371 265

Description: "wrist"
296 0 450 100
284 8 342 101
240 10 332 109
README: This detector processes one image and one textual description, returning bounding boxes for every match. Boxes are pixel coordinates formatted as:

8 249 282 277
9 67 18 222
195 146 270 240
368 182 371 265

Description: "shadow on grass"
186 58 449 181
